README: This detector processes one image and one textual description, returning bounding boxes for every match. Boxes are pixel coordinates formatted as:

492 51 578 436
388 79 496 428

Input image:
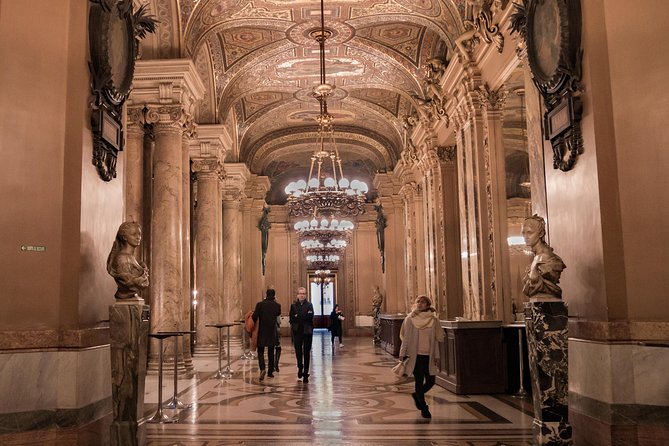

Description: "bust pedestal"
109 300 150 446
525 300 572 445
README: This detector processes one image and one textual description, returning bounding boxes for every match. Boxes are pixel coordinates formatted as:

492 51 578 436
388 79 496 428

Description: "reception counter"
378 313 405 356
436 320 505 394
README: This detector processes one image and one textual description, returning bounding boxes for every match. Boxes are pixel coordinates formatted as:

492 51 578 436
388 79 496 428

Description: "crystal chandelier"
284 0 368 218
294 216 354 243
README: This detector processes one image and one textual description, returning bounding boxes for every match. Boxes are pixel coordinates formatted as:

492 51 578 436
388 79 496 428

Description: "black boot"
274 346 281 372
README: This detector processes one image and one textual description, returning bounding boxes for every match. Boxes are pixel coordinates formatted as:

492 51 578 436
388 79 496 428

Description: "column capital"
477 84 508 112
245 174 271 200
145 104 189 134
192 158 224 181
222 163 251 202
436 145 457 164
126 105 146 135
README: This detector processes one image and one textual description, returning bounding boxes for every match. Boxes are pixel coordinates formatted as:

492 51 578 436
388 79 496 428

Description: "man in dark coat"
289 286 314 383
252 287 282 380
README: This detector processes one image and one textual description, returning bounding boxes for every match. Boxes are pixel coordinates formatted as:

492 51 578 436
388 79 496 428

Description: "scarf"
410 309 437 330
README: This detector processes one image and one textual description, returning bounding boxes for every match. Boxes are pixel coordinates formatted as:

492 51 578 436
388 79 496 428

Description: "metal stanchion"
514 325 528 398
147 333 178 423
162 331 194 410
236 319 253 360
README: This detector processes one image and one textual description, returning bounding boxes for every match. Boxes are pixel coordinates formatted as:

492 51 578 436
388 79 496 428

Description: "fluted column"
399 181 423 312
192 158 224 350
125 106 145 224
145 105 186 368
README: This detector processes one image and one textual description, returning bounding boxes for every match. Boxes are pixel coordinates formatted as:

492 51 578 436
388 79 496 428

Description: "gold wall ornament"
511 0 584 172
89 0 157 181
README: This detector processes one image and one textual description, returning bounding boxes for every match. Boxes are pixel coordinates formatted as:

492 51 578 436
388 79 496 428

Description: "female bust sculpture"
107 221 149 300
522 215 566 300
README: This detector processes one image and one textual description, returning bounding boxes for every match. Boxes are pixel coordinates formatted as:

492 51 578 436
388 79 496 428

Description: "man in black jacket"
289 286 314 383
252 287 281 380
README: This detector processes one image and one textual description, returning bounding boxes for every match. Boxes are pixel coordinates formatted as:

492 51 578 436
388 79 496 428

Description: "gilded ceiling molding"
155 0 179 58
194 42 216 124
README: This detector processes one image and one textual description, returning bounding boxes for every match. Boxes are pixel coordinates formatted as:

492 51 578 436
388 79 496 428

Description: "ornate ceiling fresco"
139 0 468 203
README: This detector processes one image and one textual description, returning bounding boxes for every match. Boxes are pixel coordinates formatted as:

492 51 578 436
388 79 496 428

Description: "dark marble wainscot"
525 300 572 445
379 313 405 356
109 300 150 446
437 320 505 394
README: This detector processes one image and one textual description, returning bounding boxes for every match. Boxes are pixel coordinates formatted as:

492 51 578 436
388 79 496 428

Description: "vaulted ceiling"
139 0 469 202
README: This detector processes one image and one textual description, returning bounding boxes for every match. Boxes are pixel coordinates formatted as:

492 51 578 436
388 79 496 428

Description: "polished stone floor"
143 330 533 445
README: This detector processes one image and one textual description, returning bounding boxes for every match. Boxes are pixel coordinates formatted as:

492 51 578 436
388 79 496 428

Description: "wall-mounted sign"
21 245 46 252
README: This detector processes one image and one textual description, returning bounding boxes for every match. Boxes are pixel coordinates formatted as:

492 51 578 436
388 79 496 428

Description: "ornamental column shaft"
147 106 186 337
125 106 145 225
193 158 224 349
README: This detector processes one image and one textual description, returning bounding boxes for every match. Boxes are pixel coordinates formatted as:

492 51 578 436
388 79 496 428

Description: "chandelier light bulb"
324 177 336 188
296 179 307 190
321 218 329 227
308 178 320 188
310 218 318 227
338 178 349 188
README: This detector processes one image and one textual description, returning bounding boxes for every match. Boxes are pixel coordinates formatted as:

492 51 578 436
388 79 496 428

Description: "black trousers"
257 342 275 372
292 332 313 374
413 354 435 406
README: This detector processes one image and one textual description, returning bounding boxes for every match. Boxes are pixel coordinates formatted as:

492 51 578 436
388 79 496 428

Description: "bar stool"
235 319 253 360
206 323 236 379
147 332 178 423
161 330 195 410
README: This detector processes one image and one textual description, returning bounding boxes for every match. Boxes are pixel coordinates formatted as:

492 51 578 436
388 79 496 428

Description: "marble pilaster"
525 300 572 445
399 180 423 312
242 175 271 310
124 106 146 225
453 78 499 321
192 157 224 349
181 128 195 371
109 302 150 446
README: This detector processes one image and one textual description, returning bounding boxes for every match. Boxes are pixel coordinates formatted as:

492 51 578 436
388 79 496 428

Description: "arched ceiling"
148 0 468 203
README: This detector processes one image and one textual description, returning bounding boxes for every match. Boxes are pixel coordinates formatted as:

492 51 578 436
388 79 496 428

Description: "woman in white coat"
399 295 444 419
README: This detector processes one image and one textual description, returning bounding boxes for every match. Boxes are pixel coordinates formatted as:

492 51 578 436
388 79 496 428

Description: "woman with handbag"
329 304 345 347
398 295 444 419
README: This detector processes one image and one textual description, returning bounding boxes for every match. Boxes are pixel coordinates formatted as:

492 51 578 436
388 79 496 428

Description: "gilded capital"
477 84 508 111
145 105 189 133
192 158 224 181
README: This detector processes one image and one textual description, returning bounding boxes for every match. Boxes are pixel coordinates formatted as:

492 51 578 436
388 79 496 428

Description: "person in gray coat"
399 295 444 419
252 287 282 380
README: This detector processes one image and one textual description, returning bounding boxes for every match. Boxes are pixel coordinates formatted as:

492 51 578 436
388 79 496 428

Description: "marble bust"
107 221 149 301
521 215 566 300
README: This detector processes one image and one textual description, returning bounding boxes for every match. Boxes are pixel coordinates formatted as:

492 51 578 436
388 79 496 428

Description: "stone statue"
258 206 271 275
107 221 149 301
371 286 384 344
521 215 566 300
374 203 387 273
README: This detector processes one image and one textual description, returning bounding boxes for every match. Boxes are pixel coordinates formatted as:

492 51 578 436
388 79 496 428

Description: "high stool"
161 330 195 410
147 332 178 423
206 323 236 379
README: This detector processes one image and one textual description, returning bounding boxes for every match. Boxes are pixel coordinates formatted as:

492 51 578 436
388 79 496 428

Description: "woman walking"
399 295 444 419
329 304 344 347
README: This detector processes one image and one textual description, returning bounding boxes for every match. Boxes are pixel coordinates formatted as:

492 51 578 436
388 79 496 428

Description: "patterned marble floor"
143 331 533 445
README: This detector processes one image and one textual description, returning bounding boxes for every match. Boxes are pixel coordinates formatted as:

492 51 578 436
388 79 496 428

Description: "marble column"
525 300 572 445
124 106 145 225
145 105 186 366
109 302 150 446
399 180 421 312
222 191 244 329
181 128 195 371
192 157 224 351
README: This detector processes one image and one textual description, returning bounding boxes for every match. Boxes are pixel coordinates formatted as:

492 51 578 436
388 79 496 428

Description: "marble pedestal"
110 301 150 446
525 301 572 445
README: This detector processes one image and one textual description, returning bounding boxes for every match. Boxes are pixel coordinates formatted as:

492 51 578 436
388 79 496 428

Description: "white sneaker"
339 343 344 348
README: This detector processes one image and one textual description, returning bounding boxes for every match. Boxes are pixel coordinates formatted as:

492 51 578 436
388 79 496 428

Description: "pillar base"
525 300 572 445
532 419 573 446
109 302 150 446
